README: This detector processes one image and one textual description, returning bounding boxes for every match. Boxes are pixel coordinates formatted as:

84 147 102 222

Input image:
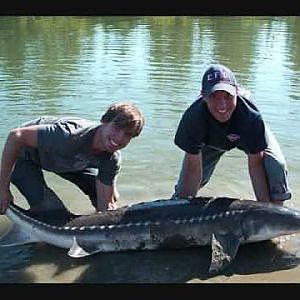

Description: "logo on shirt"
226 133 240 142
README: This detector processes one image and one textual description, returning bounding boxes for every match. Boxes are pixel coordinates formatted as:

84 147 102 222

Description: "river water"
0 16 299 283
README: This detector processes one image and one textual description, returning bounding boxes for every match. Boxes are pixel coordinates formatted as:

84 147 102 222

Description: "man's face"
95 122 133 153
205 90 237 123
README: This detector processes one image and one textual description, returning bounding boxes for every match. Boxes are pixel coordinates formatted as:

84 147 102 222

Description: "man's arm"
247 152 270 202
0 126 38 213
176 152 203 199
95 179 119 212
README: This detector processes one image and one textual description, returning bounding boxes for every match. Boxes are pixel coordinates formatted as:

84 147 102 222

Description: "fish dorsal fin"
0 223 39 246
209 233 241 274
68 237 100 258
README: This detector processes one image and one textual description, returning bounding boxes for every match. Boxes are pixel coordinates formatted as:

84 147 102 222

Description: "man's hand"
96 201 117 213
108 200 118 211
0 190 14 214
95 180 119 212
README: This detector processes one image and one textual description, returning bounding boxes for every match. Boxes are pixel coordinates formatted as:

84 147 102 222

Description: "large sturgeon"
1 196 300 274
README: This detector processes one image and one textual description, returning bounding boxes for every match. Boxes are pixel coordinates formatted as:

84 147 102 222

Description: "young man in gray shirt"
0 102 144 217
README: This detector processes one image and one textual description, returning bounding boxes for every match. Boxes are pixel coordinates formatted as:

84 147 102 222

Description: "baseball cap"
201 64 237 97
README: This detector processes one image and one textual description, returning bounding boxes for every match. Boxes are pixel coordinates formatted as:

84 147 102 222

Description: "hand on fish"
0 189 14 215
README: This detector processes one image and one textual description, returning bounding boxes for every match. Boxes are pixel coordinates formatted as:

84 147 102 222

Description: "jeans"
11 158 97 211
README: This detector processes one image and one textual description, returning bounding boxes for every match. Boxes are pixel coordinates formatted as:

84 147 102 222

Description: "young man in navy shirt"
173 63 291 205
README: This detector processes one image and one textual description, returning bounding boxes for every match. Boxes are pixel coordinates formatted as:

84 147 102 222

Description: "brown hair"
101 102 145 137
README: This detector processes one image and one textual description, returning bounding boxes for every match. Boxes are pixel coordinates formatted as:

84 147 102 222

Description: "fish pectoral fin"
68 237 101 258
209 233 241 275
0 223 38 247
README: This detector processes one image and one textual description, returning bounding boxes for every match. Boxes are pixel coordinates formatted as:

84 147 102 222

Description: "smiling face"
92 102 144 154
205 90 237 123
93 122 133 154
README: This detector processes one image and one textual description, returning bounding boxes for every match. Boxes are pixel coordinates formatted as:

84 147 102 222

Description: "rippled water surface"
0 16 299 283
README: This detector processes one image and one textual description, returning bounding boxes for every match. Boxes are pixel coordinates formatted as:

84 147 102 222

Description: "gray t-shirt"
20 116 121 185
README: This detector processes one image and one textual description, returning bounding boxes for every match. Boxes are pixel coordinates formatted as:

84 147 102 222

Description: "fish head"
241 204 300 242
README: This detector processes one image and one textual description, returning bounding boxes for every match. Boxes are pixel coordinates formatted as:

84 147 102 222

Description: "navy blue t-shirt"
174 96 267 155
